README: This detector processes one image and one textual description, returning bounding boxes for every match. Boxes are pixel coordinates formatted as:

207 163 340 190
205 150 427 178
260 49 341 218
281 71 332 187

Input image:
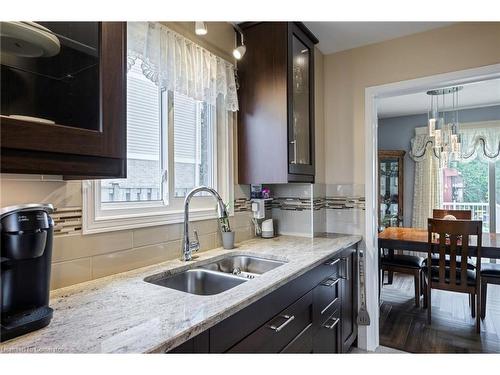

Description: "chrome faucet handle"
190 229 200 253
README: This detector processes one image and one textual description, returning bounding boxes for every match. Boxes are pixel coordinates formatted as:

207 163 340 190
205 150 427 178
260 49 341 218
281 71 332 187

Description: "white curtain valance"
410 122 500 163
460 121 500 163
127 22 239 112
409 127 435 162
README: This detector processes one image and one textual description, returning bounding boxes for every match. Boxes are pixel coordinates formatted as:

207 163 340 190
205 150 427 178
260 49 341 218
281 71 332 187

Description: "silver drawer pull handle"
321 278 340 288
323 317 340 330
268 314 295 332
324 258 340 267
320 297 339 315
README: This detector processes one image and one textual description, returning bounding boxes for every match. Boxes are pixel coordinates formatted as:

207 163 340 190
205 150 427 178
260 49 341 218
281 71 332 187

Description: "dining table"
378 227 500 259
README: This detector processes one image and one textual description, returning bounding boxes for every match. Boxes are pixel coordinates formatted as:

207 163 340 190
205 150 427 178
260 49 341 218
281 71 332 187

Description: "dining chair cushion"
422 266 476 286
381 254 425 269
480 263 500 278
423 255 476 270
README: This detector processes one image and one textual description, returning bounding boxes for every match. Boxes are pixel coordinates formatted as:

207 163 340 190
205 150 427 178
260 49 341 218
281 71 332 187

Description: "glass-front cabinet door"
378 150 405 230
1 22 126 177
288 24 314 179
1 22 100 130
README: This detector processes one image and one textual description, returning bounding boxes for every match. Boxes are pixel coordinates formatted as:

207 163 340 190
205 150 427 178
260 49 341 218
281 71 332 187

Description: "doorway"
362 63 500 351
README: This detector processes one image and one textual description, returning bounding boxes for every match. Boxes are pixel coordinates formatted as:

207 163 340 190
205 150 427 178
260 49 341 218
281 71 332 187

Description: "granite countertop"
0 234 362 353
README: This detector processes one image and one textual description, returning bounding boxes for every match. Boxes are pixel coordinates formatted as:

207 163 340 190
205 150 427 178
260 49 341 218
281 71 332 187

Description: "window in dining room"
496 159 500 233
440 122 500 233
442 157 490 232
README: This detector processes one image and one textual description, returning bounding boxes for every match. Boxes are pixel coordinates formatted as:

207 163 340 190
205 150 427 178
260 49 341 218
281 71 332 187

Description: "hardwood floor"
379 273 500 353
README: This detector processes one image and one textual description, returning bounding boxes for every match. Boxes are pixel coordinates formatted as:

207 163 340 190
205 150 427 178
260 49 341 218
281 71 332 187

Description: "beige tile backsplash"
50 258 92 290
52 230 134 262
91 241 180 279
132 225 172 248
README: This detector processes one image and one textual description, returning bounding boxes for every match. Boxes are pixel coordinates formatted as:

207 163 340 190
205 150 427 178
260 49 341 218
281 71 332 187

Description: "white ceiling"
304 22 454 54
377 78 500 118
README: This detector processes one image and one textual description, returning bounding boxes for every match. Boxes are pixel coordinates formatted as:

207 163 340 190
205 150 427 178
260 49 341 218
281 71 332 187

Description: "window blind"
126 63 160 161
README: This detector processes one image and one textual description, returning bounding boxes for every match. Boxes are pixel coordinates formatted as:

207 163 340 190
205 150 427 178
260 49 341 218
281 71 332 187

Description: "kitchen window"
83 22 238 234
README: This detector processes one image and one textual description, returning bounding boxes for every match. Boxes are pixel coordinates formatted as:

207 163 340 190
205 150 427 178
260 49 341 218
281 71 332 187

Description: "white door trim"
363 63 500 351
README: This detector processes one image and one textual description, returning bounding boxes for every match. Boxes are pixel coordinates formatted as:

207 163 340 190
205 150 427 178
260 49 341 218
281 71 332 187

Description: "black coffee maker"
1 203 54 342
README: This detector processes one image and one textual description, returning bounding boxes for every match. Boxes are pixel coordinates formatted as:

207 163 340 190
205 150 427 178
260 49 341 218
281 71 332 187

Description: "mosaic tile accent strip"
264 199 273 210
268 197 365 211
312 199 326 211
52 207 82 236
233 198 251 212
325 196 365 210
267 197 366 211
271 198 312 211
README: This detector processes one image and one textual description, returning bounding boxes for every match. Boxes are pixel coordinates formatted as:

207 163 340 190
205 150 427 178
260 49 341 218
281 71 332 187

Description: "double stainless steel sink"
144 255 287 296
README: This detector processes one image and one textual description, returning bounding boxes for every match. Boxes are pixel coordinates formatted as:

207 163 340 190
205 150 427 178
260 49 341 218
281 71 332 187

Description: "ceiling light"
233 45 246 60
195 21 207 36
426 86 463 169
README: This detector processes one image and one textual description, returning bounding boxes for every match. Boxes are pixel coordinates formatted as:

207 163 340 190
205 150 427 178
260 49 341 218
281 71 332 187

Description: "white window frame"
489 161 496 233
82 90 234 235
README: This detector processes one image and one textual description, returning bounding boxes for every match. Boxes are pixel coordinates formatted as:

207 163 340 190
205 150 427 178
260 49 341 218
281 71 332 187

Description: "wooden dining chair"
480 263 500 320
431 208 477 315
380 248 424 307
424 218 482 333
432 209 472 220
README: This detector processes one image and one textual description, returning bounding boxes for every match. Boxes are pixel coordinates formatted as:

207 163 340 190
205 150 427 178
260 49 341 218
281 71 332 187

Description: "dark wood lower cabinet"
313 307 340 353
167 330 209 353
281 323 313 353
228 291 313 353
166 245 359 354
340 247 358 353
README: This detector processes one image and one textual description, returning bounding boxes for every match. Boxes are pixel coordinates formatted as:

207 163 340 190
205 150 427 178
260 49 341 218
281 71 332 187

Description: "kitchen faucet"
181 186 228 261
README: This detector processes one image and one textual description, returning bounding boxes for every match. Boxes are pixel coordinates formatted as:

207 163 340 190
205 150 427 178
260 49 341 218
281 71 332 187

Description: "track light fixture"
233 45 246 60
232 23 246 60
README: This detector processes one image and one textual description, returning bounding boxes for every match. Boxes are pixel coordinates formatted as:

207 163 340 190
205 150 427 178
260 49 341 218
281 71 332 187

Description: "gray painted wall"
378 105 500 226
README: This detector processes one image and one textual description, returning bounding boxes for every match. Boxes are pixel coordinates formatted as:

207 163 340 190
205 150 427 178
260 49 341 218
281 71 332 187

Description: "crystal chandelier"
427 86 463 169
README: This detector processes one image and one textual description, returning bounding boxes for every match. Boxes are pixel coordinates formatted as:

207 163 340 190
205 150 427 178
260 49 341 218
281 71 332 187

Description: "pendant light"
426 86 463 169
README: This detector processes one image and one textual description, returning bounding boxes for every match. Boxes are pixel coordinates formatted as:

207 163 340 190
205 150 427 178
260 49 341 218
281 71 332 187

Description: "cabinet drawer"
280 323 313 353
313 276 340 322
313 308 340 353
228 290 313 353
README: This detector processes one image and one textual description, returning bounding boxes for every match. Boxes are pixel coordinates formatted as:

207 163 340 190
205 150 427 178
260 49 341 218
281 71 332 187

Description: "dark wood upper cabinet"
1 22 126 178
237 22 318 184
